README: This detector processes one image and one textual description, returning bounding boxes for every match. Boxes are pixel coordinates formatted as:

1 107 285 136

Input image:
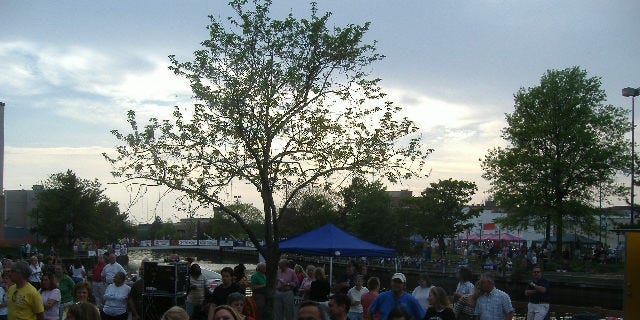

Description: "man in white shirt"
101 251 126 285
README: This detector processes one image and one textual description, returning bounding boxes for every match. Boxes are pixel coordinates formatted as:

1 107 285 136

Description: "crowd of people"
0 248 553 320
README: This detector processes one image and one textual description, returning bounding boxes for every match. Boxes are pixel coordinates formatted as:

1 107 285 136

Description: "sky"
1 1 639 224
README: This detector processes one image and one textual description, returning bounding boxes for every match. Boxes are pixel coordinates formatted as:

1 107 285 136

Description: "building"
3 186 40 244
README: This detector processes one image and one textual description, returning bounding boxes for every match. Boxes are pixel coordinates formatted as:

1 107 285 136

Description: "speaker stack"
142 261 189 320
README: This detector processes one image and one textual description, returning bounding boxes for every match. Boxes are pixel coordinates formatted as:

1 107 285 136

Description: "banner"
483 223 496 230
178 240 198 246
198 240 217 246
154 240 171 246
139 240 152 247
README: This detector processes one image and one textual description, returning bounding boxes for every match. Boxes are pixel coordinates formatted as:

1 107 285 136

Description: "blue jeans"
348 312 363 320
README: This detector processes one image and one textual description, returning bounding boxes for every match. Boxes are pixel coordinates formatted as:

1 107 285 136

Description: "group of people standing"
293 263 550 320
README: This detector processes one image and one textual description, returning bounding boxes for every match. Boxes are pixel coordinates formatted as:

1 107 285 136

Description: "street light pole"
623 87 640 224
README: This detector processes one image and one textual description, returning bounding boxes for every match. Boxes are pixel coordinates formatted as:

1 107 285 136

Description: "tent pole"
329 256 333 293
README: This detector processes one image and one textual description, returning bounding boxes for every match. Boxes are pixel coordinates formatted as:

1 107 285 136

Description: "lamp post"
623 87 640 224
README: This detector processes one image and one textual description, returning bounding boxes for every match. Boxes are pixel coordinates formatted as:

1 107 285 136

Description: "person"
298 265 316 300
250 262 267 320
212 305 243 320
474 273 514 320
227 292 256 320
359 264 370 286
7 260 44 320
452 281 480 320
128 265 144 320
100 252 126 286
234 264 249 295
187 264 207 320
294 265 306 292
0 270 8 320
411 273 433 312
346 275 368 320
453 267 474 303
328 293 350 320
369 273 425 320
55 263 76 318
386 307 409 320
91 255 107 309
524 267 550 320
274 258 298 320
297 300 329 320
423 286 455 320
65 302 101 320
70 260 86 283
361 277 380 320
335 266 356 295
308 268 330 302
162 306 189 320
207 267 241 320
28 256 42 290
73 281 94 304
101 272 130 320
39 272 61 320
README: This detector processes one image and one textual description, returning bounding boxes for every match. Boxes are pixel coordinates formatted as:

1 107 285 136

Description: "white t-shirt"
412 285 433 311
103 284 131 316
347 286 369 314
40 288 61 320
455 281 475 296
71 265 86 279
101 262 126 284
29 264 42 283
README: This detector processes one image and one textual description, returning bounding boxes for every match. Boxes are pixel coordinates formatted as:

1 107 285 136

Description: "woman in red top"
361 277 380 320
227 292 256 320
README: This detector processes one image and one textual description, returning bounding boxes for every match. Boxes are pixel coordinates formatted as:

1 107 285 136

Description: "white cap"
391 273 406 283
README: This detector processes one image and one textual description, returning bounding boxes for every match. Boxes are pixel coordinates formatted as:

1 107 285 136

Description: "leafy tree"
106 3 428 310
341 179 407 248
31 170 134 248
482 67 631 253
407 179 479 254
280 190 340 237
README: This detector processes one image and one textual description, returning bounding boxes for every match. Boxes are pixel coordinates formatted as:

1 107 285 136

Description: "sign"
154 240 171 247
178 240 198 246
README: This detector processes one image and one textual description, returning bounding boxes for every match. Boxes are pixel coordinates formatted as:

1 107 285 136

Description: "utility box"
624 229 640 319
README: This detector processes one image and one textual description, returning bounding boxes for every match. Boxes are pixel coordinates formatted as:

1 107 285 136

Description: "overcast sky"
2 1 639 223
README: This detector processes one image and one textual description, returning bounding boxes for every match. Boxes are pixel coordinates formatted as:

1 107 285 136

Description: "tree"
104 1 429 315
481 67 631 253
280 190 340 237
31 170 135 247
407 179 479 254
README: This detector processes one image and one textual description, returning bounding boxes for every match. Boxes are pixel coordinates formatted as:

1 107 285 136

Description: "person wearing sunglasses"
7 260 45 320
524 267 550 320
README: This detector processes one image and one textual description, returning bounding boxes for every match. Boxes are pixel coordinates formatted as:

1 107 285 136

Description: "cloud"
0 41 192 127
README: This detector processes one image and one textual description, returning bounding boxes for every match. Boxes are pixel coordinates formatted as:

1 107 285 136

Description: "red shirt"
92 262 106 282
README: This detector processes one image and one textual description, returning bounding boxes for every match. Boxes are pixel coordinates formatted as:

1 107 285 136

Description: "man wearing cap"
369 273 424 320
7 260 45 320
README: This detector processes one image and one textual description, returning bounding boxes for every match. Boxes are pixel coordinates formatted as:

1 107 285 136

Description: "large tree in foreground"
481 67 630 253
31 170 134 247
105 0 429 316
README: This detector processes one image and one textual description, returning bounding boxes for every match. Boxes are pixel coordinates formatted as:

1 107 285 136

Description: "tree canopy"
481 66 631 251
406 178 479 252
105 1 429 315
31 170 135 247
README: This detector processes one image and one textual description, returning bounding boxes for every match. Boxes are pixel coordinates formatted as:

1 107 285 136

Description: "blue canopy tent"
279 223 396 285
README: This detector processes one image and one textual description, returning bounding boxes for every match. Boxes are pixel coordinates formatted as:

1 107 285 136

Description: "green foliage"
30 170 135 248
105 3 429 317
482 66 631 252
406 179 479 251
280 190 340 237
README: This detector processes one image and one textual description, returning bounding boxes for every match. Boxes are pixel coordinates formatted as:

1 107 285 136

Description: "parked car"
201 268 222 294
